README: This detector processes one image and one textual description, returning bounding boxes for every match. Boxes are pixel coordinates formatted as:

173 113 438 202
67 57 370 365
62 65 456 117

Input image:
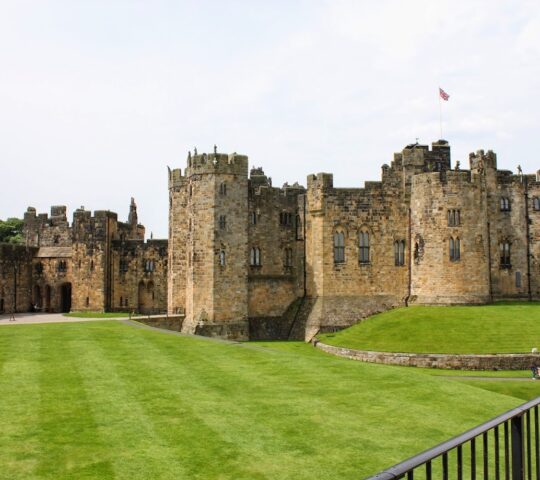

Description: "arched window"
219 183 227 196
279 212 292 226
533 197 540 211
500 197 511 212
447 209 461 226
450 237 460 261
334 231 345 263
500 241 511 268
250 247 261 266
394 240 405 266
120 296 123 307
516 271 522 288
219 250 226 266
249 212 257 225
359 231 370 264
219 215 226 230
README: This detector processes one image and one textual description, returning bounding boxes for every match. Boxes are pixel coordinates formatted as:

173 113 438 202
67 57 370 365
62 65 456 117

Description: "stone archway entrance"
60 283 72 313
44 285 51 312
33 285 42 310
138 281 154 314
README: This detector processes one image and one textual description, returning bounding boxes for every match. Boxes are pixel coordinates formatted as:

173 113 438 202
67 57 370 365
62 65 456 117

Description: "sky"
1 0 539 238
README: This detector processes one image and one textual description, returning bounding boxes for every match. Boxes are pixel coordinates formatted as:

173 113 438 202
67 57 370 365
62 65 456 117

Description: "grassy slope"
320 303 540 354
0 322 523 480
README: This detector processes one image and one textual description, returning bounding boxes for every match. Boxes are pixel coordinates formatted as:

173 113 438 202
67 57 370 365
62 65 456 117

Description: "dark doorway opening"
60 283 72 313
33 285 42 310
45 285 51 312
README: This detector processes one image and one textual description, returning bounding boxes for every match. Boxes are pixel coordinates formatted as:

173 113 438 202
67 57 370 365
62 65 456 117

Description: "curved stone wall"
314 341 540 370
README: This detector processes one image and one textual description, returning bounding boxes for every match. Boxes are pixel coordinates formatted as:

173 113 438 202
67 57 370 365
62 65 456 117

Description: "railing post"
512 415 524 480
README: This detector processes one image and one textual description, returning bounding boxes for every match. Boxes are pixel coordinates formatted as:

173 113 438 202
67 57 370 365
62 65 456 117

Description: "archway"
44 285 51 312
138 281 154 314
60 283 72 313
33 285 42 310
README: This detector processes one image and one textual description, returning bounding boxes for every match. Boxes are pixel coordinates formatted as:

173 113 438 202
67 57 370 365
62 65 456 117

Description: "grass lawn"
320 303 540 354
0 321 526 479
64 311 135 318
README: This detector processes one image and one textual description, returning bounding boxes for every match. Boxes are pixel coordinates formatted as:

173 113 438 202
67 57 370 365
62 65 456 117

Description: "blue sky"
1 0 539 237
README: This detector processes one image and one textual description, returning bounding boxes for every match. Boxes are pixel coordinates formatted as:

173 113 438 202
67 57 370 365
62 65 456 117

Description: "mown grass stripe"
0 326 42 479
35 325 115 479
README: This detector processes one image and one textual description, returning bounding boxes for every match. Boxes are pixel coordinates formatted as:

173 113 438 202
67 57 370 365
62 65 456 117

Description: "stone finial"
194 147 198 155
188 151 191 161
455 161 460 171
214 144 217 154
518 165 523 175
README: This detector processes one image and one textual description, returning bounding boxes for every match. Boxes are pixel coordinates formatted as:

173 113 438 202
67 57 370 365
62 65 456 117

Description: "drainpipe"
487 221 493 302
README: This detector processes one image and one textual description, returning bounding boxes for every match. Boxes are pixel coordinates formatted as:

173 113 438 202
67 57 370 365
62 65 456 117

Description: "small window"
534 197 540 211
57 261 67 273
85 297 89 307
394 240 405 266
249 212 257 225
219 183 227 195
284 248 293 267
500 241 511 268
447 209 461 226
449 237 461 261
35 262 43 274
120 296 123 306
144 260 155 273
250 247 261 266
54 235 60 244
516 271 522 288
125 298 129 307
500 197 511 212
219 215 226 230
359 231 370 264
120 259 128 273
279 212 293 226
90 260 94 272
219 250 226 266
334 231 345 263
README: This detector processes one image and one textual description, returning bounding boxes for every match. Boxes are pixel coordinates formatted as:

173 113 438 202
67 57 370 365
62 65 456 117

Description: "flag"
439 87 450 101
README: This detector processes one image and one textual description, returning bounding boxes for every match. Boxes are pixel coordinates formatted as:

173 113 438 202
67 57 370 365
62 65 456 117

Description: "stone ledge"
314 341 540 370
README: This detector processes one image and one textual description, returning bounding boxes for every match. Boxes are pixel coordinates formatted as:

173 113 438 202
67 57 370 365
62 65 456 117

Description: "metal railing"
366 397 540 480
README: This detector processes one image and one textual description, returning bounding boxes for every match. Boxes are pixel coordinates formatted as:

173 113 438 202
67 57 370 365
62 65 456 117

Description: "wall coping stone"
314 340 540 370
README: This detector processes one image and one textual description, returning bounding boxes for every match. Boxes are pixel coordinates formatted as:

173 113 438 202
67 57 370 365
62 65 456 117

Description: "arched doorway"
33 285 42 310
44 285 51 312
138 281 154 314
60 283 71 313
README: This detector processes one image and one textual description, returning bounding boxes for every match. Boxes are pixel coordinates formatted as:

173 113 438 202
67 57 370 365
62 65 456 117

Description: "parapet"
402 140 451 172
185 152 248 177
307 173 334 190
469 149 497 171
168 168 184 189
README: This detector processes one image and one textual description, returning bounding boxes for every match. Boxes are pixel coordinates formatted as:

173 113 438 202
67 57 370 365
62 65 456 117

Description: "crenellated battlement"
469 149 497 171
185 152 248 177
307 173 334 190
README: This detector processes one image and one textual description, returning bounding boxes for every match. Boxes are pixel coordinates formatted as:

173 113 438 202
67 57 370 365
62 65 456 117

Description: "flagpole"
439 88 443 139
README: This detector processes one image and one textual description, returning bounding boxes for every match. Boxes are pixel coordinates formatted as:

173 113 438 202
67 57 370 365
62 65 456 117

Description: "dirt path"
0 312 129 326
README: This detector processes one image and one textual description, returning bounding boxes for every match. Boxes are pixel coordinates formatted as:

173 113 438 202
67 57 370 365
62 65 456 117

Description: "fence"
366 397 540 480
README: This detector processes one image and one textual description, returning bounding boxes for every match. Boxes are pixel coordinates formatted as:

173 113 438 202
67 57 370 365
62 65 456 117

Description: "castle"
2 140 539 340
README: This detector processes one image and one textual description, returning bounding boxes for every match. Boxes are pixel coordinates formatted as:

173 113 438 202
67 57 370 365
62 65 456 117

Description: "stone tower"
168 151 250 340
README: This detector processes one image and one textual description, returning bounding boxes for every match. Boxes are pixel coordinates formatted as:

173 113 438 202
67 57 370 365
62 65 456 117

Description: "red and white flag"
439 87 450 101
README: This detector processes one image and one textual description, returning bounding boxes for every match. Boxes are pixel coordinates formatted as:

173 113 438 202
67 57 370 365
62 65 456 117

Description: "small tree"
0 218 24 244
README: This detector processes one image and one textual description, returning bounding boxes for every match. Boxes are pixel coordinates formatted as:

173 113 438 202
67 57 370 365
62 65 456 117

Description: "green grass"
0 321 527 479
64 311 134 318
455 379 540 402
320 303 540 354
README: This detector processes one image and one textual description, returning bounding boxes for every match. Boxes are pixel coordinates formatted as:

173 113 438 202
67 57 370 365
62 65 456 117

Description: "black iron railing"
366 397 540 480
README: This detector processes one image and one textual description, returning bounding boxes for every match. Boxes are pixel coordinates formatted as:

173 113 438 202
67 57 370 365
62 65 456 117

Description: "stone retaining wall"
314 341 540 370
136 314 184 332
